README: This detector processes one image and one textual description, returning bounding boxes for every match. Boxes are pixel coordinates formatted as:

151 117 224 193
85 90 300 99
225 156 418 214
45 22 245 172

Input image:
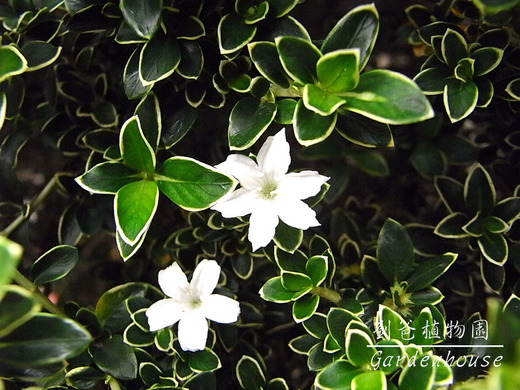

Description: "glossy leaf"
434 212 468 238
119 0 162 39
120 116 156 173
293 294 319 323
115 180 159 245
478 232 508 266
276 36 321 85
91 334 137 380
156 157 236 211
471 47 503 76
293 100 336 146
441 29 467 67
0 236 22 288
249 41 291 88
345 70 434 124
306 255 328 286
260 276 309 302
326 307 358 351
274 221 303 253
123 49 152 99
351 370 386 390
31 245 79 285
413 67 449 94
317 49 359 93
321 3 379 70
218 13 257 54
281 271 312 291
335 110 393 147
0 313 91 366
444 78 478 122
20 41 61 71
434 176 465 213
345 329 376 367
76 162 140 195
0 46 27 83
139 33 181 86
406 253 458 292
0 285 40 337
464 164 496 216
188 348 221 372
377 219 414 283
303 84 346 116
236 355 266 390
228 96 277 150
134 92 161 150
315 360 363 390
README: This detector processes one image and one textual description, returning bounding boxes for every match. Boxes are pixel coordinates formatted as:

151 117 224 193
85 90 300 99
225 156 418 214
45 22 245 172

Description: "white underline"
367 345 503 348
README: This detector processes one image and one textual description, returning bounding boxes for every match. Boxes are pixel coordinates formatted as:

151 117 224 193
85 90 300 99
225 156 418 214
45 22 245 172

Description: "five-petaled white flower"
212 128 329 251
146 259 240 352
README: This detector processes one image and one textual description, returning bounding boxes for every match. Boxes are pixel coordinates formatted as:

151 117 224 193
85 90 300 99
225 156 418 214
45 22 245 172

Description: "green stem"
108 377 121 390
311 286 342 304
270 84 303 98
11 268 64 316
1 174 59 237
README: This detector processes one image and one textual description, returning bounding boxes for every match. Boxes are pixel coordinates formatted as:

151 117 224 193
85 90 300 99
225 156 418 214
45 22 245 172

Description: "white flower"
212 128 329 251
146 259 240 352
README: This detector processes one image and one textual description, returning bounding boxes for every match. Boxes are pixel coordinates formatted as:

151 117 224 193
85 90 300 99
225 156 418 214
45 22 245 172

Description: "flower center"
258 181 278 200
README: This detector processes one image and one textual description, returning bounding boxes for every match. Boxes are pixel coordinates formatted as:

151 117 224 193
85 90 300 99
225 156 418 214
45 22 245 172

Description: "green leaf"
236 355 266 390
0 92 5 131
321 3 379 71
0 285 40 337
119 0 162 39
317 49 360 93
120 116 156 173
481 256 505 292
274 247 307 273
293 294 319 323
156 156 236 210
163 99 198 148
374 340 405 374
123 48 153 99
335 110 393 147
406 253 458 292
76 162 140 195
483 215 509 234
20 41 61 71
244 1 269 24
306 255 328 286
218 13 257 54
303 84 346 116
506 78 520 100
351 150 390 177
471 0 520 14
441 29 468 67
177 41 204 80
281 271 312 291
377 219 414 283
273 221 303 253
493 197 520 224
31 245 79 285
444 78 478 122
478 232 508 266
293 100 336 146
0 46 27 83
228 97 277 150
91 334 137 380
275 98 297 124
413 67 449 94
375 305 409 343
276 36 321 85
345 70 434 124
249 41 291 88
267 378 289 390
134 92 161 150
351 370 386 390
464 164 496 216
289 334 320 354
315 360 364 390
0 237 23 288
345 329 376 367
265 0 298 17
188 348 221 372
116 227 146 261
115 180 159 245
410 140 447 179
259 276 309 302
434 212 469 238
303 312 328 339
470 47 503 76
326 307 358 351
434 175 465 213
0 313 91 366
398 353 435 390
139 33 181 86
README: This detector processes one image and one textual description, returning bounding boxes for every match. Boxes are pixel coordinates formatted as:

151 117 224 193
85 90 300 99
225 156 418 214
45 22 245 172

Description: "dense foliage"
1 0 520 389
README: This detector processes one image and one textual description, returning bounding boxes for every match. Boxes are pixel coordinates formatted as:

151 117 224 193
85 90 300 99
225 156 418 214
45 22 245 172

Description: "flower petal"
276 198 320 230
177 311 209 352
202 294 241 324
146 299 182 331
257 129 290 181
216 154 263 189
158 262 190 300
277 171 329 200
211 187 263 218
248 206 279 251
191 259 220 298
